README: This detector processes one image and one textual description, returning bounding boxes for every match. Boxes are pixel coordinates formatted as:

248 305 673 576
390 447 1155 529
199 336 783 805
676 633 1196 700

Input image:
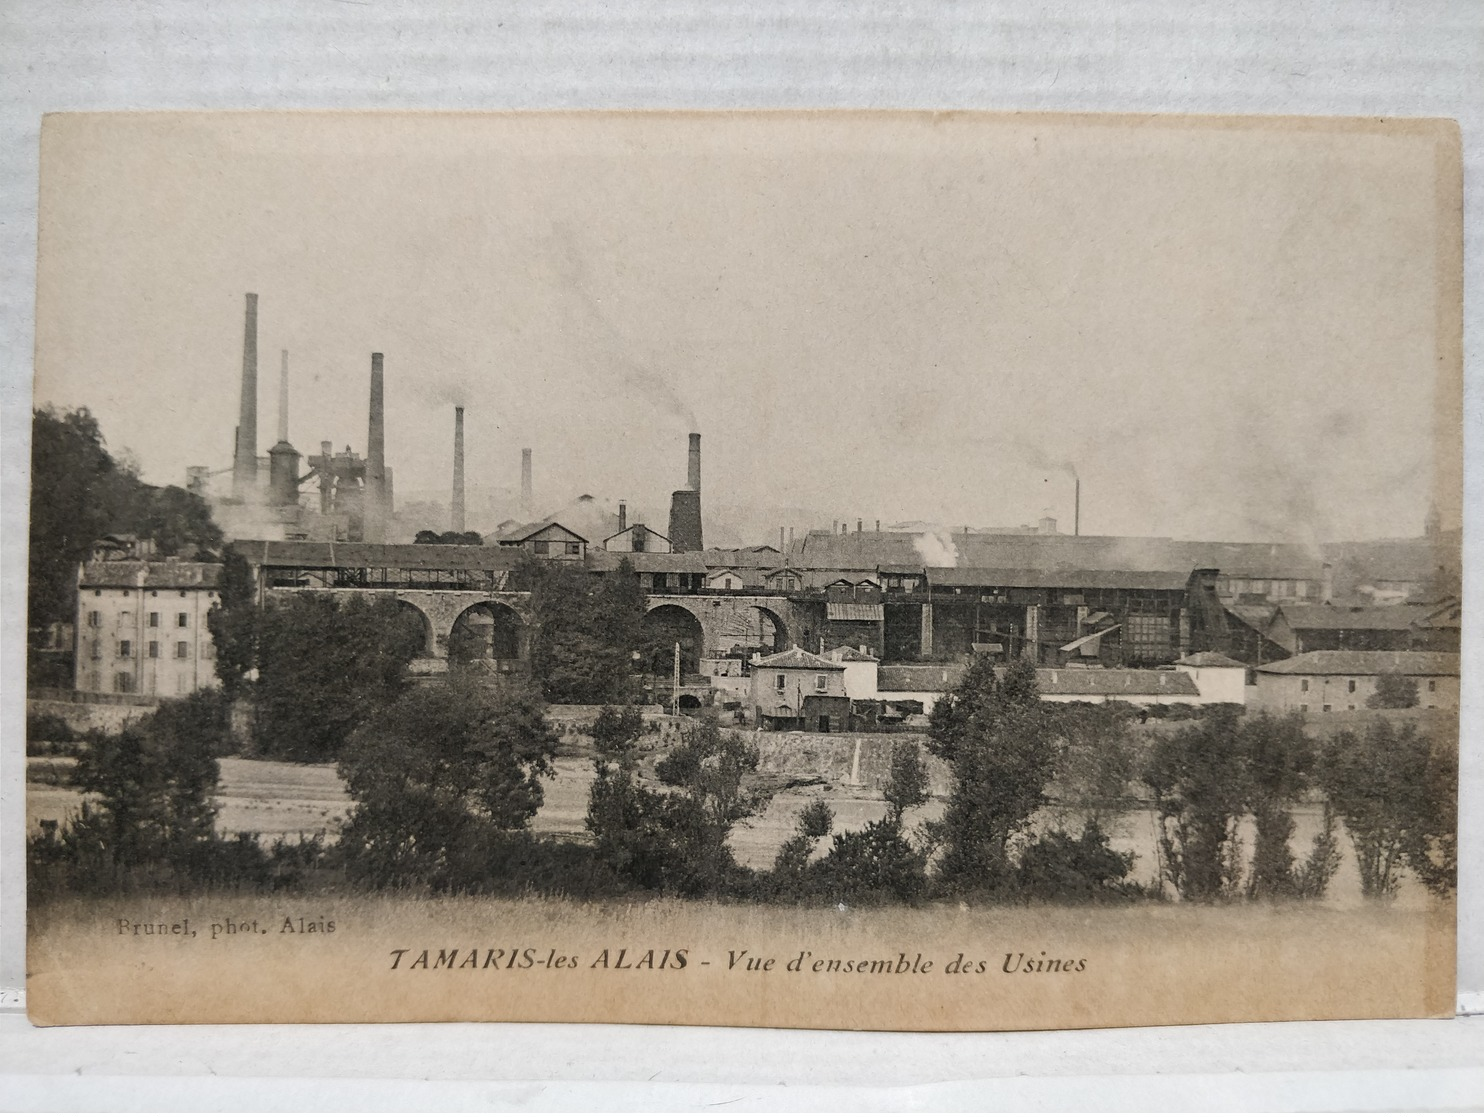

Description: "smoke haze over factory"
33 114 1457 545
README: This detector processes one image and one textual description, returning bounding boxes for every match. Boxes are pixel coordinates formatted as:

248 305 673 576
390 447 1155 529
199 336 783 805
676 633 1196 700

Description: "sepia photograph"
23 110 1461 1029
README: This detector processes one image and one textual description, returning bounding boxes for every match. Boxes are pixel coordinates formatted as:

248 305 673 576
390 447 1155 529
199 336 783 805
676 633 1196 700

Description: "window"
815 674 827 692
179 591 187 598
1299 704 1308 712
93 589 101 597
149 612 159 627
175 641 189 659
114 672 134 693
1322 704 1332 712
565 542 580 555
775 673 787 691
118 640 132 658
177 612 189 627
177 674 188 694
90 640 101 660
1300 679 1309 692
1347 679 1356 693
148 641 159 659
203 643 215 660
87 611 100 627
1428 680 1437 693
532 541 550 555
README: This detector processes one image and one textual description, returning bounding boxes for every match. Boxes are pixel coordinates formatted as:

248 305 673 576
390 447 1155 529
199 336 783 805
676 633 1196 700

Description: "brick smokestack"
276 349 289 444
688 432 701 491
232 293 259 497
365 352 386 542
520 448 533 515
451 406 465 533
618 501 627 532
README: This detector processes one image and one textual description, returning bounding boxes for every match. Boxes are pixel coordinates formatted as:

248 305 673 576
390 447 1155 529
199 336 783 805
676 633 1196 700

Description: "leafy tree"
929 657 1057 892
336 677 558 889
1044 702 1139 818
772 797 835 882
1367 673 1420 710
253 595 425 761
29 408 118 633
526 558 646 703
206 548 258 699
1143 708 1250 901
1243 712 1319 900
590 704 646 769
414 529 441 544
1320 720 1455 898
883 740 930 823
817 818 929 903
587 712 770 896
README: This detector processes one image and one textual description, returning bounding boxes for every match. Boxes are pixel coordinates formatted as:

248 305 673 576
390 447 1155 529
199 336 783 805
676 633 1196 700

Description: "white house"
825 645 880 699
76 559 222 697
1172 651 1249 705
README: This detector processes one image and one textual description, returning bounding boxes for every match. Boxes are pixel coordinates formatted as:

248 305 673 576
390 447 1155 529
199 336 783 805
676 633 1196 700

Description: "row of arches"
390 597 792 672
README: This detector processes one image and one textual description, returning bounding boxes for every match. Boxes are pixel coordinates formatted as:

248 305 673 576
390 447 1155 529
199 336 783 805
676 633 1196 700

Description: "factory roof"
701 546 783 569
496 520 589 544
1036 667 1201 697
1173 651 1249 668
827 645 879 663
232 539 523 571
1255 650 1460 677
590 551 708 575
79 560 222 589
1273 604 1428 631
926 567 1192 591
753 647 845 671
1224 603 1277 630
826 602 885 622
877 664 966 692
788 531 1324 578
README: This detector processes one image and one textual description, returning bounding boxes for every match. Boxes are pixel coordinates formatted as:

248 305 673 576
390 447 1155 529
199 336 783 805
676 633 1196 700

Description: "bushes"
1013 822 1139 902
26 711 76 755
336 677 558 891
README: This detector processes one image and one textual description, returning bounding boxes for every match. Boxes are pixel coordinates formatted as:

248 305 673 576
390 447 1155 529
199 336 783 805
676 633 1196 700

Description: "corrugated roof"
1255 651 1460 677
1037 668 1200 697
753 647 846 670
827 602 885 622
928 567 1190 591
877 664 966 692
233 540 524 572
80 560 221 589
1276 604 1427 631
1174 651 1249 668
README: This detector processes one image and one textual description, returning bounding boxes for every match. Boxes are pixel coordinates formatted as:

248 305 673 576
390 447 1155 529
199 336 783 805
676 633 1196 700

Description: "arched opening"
677 693 702 710
449 601 527 671
642 603 706 676
392 599 436 657
713 604 788 659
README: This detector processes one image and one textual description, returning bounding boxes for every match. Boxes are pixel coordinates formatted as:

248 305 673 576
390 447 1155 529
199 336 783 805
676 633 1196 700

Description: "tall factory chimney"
267 349 301 508
618 501 628 532
520 448 533 515
232 293 259 498
276 349 289 444
668 432 703 552
451 406 466 533
1075 477 1081 536
364 352 387 543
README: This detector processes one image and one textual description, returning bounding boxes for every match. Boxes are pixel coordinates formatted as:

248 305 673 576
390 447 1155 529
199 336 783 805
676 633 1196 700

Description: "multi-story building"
75 559 222 697
1250 650 1459 712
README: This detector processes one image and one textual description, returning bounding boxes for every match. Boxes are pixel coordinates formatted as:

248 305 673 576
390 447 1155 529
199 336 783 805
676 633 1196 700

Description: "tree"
1014 821 1137 902
587 712 771 896
1142 708 1250 901
1368 673 1419 710
883 740 930 823
1319 720 1454 898
253 595 425 761
29 408 118 634
1242 712 1321 900
337 677 558 889
929 657 1057 892
526 558 646 704
206 549 258 699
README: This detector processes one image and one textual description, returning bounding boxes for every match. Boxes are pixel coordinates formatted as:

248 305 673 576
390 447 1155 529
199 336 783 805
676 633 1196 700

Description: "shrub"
336 677 558 890
1014 821 1138 902
817 818 928 904
26 711 76 754
1367 672 1419 710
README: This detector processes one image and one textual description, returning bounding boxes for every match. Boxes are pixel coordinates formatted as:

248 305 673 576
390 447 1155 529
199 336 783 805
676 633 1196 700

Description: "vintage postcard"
24 112 1460 1028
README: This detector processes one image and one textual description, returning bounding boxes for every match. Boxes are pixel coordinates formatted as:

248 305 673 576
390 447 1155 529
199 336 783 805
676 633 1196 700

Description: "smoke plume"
913 528 959 568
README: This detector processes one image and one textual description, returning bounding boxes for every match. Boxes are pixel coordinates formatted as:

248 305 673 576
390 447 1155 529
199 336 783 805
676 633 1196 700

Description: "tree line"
30 648 1456 906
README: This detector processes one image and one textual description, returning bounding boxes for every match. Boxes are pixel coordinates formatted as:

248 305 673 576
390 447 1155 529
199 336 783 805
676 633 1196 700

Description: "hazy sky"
34 113 1460 543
